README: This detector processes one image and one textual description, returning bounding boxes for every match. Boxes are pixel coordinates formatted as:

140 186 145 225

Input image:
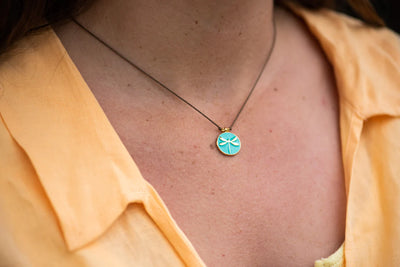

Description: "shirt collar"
0 29 150 250
0 3 399 252
287 3 400 119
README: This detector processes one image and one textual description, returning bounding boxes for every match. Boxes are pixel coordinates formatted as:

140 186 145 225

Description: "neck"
76 0 276 95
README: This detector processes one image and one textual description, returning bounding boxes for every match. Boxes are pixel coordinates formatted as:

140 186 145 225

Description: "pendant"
216 129 241 156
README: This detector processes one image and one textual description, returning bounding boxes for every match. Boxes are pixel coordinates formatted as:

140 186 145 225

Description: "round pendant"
216 132 241 156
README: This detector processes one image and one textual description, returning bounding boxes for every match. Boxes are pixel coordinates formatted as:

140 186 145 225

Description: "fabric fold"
0 30 149 250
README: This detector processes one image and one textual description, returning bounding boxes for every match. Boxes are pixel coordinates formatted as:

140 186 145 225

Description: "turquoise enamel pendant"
216 130 241 156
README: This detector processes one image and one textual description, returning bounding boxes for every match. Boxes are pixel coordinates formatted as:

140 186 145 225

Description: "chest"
91 70 346 266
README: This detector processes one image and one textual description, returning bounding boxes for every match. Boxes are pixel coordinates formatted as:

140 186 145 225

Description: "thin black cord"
229 18 277 130
72 16 277 132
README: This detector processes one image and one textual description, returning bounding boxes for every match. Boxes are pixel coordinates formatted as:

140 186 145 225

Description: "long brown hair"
0 0 384 54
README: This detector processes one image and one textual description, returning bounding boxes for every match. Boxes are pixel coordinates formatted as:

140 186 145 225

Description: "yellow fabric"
0 4 399 267
315 244 344 267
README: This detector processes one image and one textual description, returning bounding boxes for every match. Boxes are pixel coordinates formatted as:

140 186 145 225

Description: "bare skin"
54 0 346 266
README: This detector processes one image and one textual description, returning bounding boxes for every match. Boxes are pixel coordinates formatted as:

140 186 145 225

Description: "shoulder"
0 28 66 92
287 3 400 118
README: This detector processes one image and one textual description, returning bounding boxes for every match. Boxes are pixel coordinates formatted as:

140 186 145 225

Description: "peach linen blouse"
0 4 399 267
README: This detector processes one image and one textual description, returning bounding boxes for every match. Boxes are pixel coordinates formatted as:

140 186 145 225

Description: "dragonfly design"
218 135 240 154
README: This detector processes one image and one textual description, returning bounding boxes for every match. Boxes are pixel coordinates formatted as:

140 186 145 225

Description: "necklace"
72 18 277 156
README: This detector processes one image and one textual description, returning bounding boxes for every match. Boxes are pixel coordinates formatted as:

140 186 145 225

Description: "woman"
0 0 399 266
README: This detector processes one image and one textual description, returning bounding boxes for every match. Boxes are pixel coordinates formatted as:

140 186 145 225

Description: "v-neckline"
48 3 346 265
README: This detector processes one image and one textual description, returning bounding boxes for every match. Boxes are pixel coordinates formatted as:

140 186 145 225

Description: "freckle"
179 150 184 154
162 100 165 104
211 189 215 195
273 87 278 92
153 57 157 61
210 143 215 150
192 160 196 165
184 32 188 36
195 20 198 24
146 119 149 122
139 45 143 49
218 28 221 33
302 96 306 100
238 31 242 36
220 15 224 19
127 83 131 87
